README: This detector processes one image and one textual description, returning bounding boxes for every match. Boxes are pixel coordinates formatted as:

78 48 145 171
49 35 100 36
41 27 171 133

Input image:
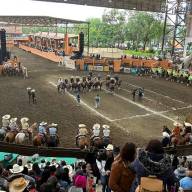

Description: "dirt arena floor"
0 47 192 148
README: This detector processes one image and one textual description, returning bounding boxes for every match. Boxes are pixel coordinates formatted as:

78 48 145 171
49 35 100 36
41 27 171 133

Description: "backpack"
137 176 163 192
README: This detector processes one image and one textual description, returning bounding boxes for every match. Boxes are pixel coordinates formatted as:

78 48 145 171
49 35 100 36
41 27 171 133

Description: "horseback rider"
138 87 144 99
20 117 32 140
76 124 88 145
91 123 100 140
38 122 47 143
2 114 11 128
57 78 63 93
9 118 19 133
48 123 58 147
183 122 192 138
171 122 182 138
103 125 111 147
114 75 119 82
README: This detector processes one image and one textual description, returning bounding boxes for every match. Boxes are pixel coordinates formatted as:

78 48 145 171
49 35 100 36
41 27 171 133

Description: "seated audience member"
0 165 8 191
180 161 192 190
109 142 136 192
132 139 175 191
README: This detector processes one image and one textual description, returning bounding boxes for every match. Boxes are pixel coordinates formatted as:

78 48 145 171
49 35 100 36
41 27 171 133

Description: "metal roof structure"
0 16 88 26
33 0 166 12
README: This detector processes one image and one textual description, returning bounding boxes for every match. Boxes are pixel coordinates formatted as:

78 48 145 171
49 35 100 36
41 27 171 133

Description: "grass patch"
123 50 157 57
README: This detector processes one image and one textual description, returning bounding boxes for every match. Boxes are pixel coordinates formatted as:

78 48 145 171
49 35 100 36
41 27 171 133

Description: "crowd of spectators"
0 140 192 192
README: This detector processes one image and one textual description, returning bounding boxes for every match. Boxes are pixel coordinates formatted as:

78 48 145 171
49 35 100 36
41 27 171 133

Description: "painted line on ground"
160 105 192 114
111 113 152 122
127 83 185 104
49 81 113 122
102 88 176 122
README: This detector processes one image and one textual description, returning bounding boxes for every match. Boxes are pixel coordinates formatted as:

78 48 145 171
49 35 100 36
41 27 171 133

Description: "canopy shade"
33 0 166 12
0 16 88 26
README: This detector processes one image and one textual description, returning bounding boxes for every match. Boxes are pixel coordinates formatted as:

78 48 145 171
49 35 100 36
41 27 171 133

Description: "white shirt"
21 122 29 130
96 159 106 176
93 129 100 137
103 129 110 137
2 119 10 127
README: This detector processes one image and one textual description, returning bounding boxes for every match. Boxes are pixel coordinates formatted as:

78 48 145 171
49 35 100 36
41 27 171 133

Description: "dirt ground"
0 47 192 148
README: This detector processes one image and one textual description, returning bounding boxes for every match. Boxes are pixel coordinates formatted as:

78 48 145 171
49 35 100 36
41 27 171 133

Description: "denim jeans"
100 174 111 192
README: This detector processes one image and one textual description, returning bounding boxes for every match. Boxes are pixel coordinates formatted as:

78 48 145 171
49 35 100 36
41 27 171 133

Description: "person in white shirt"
103 125 111 147
91 124 100 140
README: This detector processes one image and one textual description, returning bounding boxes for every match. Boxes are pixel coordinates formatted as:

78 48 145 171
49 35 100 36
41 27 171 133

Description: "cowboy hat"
10 164 24 174
103 125 110 129
184 122 192 127
20 117 29 123
40 122 47 126
10 118 17 123
9 177 29 192
26 87 31 91
173 122 182 127
93 123 100 130
78 124 86 128
105 144 114 151
24 162 33 171
2 114 11 120
31 89 36 93
50 123 58 127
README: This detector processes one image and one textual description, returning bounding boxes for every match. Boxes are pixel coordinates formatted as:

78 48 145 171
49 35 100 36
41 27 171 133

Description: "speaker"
79 32 84 54
0 29 7 61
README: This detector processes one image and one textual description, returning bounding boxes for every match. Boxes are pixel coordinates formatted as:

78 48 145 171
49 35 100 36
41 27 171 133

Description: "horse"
77 135 90 149
46 134 60 147
93 81 102 91
171 135 187 146
186 114 192 124
15 123 38 144
4 131 17 143
116 80 122 90
102 136 112 148
91 136 103 149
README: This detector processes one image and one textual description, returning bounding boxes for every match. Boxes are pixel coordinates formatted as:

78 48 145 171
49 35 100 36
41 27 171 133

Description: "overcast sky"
1 0 107 21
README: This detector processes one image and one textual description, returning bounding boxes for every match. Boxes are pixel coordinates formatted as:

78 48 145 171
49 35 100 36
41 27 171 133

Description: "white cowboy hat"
105 144 114 151
162 132 170 138
40 122 47 126
31 89 36 93
103 125 110 129
78 124 86 128
26 87 31 91
9 177 29 192
184 122 192 127
10 118 17 123
24 163 33 171
93 123 100 130
20 117 29 123
50 123 58 127
10 164 24 174
2 114 11 120
173 122 182 127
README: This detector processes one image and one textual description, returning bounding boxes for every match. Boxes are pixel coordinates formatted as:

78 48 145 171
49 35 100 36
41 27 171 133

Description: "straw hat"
10 164 24 174
10 118 17 123
93 123 100 130
40 122 47 126
9 177 29 192
173 122 182 127
103 125 110 129
78 124 86 128
2 114 11 120
20 117 29 123
105 144 114 151
50 123 58 127
184 122 192 127
26 87 31 91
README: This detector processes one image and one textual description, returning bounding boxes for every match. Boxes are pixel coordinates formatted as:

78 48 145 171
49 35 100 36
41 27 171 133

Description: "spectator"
132 139 176 191
109 142 136 192
0 165 8 191
180 161 192 190
174 162 187 180
8 177 30 192
96 144 114 192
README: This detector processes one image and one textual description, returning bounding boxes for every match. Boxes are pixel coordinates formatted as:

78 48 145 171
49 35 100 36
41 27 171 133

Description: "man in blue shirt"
38 122 47 143
48 123 58 147
180 162 192 190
